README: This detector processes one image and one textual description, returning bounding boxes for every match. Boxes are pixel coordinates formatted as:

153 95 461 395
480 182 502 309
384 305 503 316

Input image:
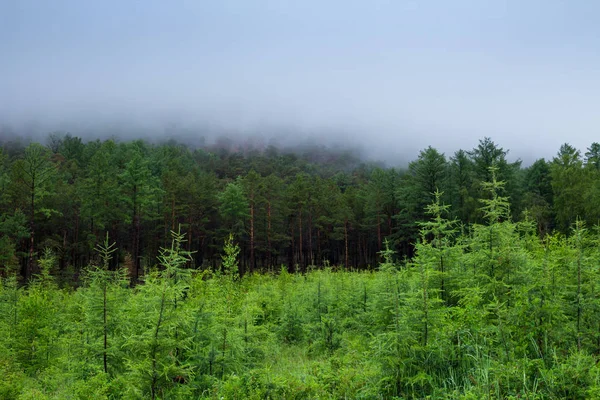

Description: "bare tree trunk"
133 213 140 279
250 200 255 273
317 229 321 266
363 237 368 267
61 229 67 270
187 216 193 262
288 220 294 273
298 209 303 269
344 220 349 270
28 180 35 280
267 201 272 270
377 214 381 252
73 210 80 268
171 197 176 231
132 185 140 280
308 212 313 267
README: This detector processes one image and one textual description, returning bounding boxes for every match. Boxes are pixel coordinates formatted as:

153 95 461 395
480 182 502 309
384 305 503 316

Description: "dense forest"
0 133 597 280
2 134 600 398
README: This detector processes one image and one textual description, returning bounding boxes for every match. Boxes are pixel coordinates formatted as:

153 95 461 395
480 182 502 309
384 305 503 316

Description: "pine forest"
1 134 600 399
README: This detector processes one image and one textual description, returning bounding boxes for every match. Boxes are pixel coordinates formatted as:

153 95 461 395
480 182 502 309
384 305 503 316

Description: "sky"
1 0 599 165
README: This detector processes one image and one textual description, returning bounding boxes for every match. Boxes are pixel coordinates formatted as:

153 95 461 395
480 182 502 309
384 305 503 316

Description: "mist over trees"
0 132 597 278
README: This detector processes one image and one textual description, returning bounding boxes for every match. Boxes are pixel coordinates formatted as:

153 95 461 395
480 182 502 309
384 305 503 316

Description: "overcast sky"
1 0 599 164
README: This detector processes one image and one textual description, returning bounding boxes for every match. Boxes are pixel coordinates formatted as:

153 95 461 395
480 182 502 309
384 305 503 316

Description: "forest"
1 133 600 398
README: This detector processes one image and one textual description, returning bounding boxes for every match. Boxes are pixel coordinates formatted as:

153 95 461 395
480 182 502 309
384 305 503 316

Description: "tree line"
1 133 599 282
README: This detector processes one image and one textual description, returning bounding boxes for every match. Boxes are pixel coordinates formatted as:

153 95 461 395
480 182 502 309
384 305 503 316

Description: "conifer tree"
10 144 58 279
119 147 162 280
259 174 287 270
551 144 586 233
417 190 458 304
218 179 249 241
242 170 262 272
122 228 193 399
81 233 127 375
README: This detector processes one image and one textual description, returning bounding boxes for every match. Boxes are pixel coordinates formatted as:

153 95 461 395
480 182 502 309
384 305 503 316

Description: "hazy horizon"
2 0 599 165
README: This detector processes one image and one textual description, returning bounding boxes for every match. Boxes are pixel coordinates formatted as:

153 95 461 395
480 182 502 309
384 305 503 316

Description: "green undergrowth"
2 260 600 399
3 182 600 398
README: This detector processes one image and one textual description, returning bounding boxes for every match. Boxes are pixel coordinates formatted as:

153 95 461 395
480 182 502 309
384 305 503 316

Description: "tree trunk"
132 185 140 281
250 200 255 273
171 197 176 230
377 214 381 252
344 220 349 270
308 212 313 267
298 209 303 269
187 216 193 262
317 229 321 267
288 221 294 273
73 210 80 269
267 201 272 270
134 213 140 279
28 178 35 280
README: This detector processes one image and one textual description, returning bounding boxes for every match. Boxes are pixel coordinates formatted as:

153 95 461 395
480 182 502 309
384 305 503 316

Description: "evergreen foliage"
2 136 600 397
3 135 600 274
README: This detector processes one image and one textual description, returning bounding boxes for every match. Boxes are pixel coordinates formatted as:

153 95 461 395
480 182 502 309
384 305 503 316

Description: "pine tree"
218 179 249 241
81 233 127 376
119 146 162 281
121 228 193 399
417 190 459 304
551 144 586 233
10 144 58 279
